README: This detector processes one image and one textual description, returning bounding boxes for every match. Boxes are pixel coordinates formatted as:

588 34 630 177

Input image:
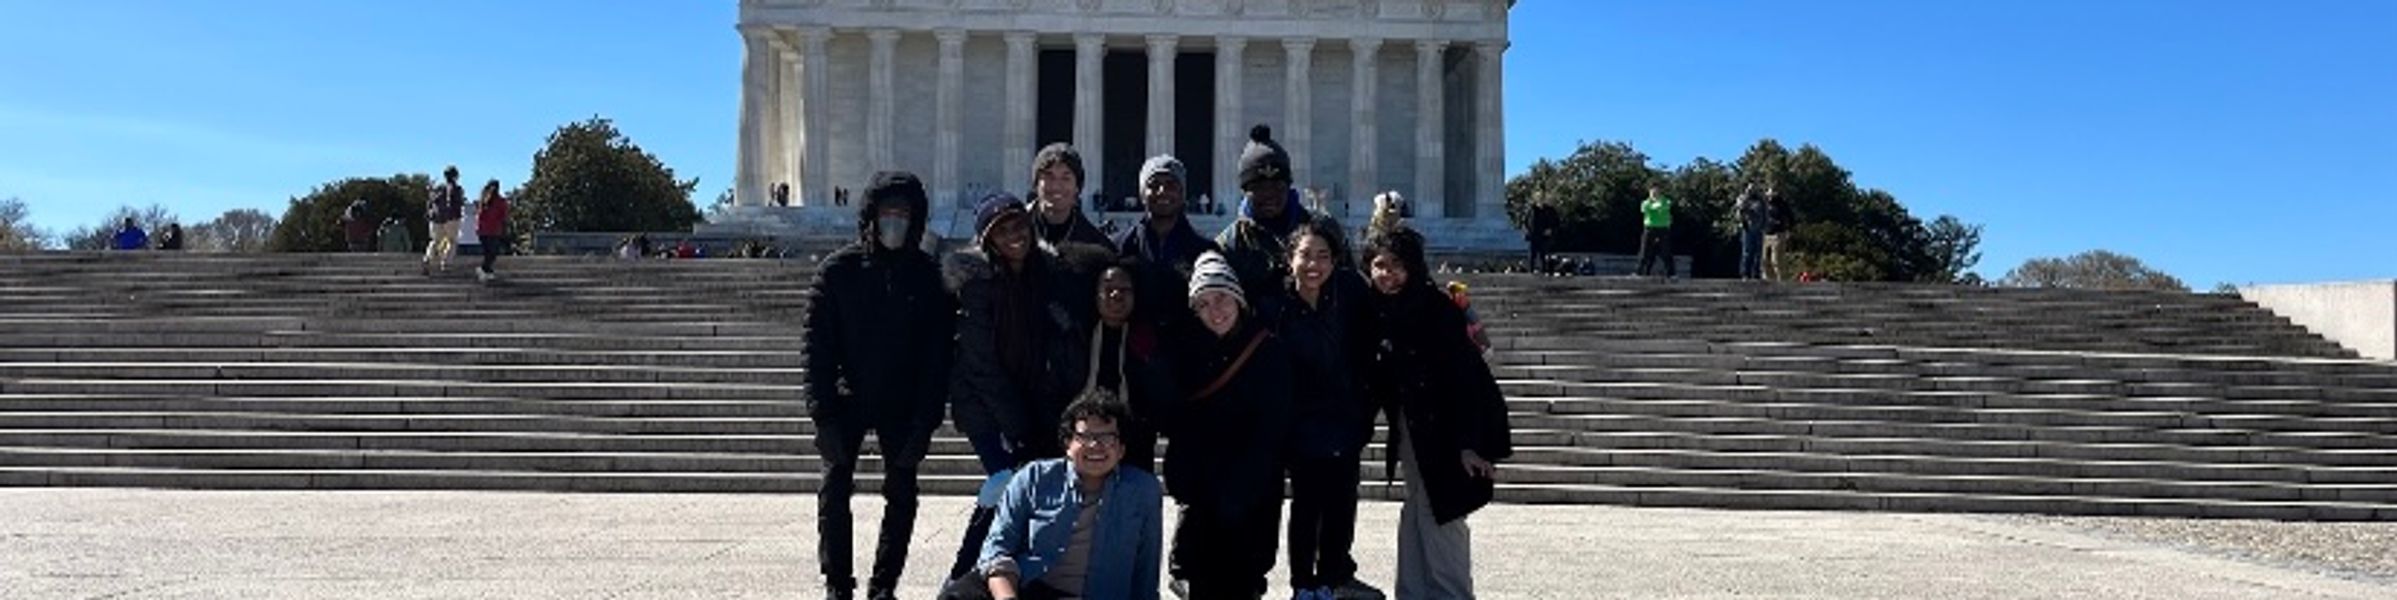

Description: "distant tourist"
154 222 184 251
474 180 508 282
1736 183 1769 280
1361 225 1512 600
674 238 698 259
1448 280 1492 355
425 166 466 275
1216 124 1350 295
773 182 792 207
1527 195 1559 274
1764 183 1794 281
1634 184 1675 278
377 217 412 253
802 171 954 600
1028 143 1114 249
342 199 374 252
939 391 1163 600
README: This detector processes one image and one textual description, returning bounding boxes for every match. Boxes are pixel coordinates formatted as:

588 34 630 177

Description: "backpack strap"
1190 330 1269 401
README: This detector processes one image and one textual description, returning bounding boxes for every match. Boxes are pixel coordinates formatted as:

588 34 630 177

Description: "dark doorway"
1100 51 1146 211
1036 48 1076 192
1175 52 1216 205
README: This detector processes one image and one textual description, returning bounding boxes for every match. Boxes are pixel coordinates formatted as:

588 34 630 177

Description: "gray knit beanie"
1139 154 1186 188
1188 251 1246 308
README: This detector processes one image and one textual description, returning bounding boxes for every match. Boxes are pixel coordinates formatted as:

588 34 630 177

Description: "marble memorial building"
729 0 1518 248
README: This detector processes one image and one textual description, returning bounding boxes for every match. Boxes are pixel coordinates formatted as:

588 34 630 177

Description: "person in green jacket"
1635 185 1676 278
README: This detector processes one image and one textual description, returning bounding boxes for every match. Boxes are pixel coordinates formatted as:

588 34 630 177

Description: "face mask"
876 216 910 250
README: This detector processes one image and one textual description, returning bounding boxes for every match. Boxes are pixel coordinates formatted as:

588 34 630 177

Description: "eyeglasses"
1070 431 1122 447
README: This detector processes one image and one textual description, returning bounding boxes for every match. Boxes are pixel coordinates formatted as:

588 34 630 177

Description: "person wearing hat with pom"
803 171 957 600
1159 251 1295 600
1216 124 1352 296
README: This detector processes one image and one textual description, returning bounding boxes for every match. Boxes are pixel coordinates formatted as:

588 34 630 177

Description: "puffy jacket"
1112 216 1221 332
803 189 954 432
1157 319 1293 509
1367 282 1514 525
943 245 1084 461
476 195 508 236
1215 191 1351 297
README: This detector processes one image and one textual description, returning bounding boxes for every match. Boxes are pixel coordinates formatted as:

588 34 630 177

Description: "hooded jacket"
802 187 955 432
943 240 1111 460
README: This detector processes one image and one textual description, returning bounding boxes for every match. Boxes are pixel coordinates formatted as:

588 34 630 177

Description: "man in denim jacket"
943 391 1163 600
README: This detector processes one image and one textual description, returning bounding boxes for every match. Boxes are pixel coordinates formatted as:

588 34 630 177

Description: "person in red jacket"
474 180 508 282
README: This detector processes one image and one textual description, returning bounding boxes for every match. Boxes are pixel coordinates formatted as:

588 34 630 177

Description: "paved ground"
1 489 2391 599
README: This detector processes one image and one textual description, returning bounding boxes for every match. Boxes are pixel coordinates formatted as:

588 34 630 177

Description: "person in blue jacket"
943 390 1163 600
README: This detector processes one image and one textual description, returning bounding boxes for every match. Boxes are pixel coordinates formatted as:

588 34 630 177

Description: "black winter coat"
1368 283 1514 525
1113 216 1221 332
802 190 954 434
943 246 1082 459
1256 270 1377 460
1158 319 1294 510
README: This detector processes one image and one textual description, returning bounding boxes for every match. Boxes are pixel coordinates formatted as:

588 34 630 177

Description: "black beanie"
1032 142 1087 189
1237 124 1292 191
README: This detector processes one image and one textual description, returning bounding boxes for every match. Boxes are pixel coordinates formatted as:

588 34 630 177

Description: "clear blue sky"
2 1 2389 286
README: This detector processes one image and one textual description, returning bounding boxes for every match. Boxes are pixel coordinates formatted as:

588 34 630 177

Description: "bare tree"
0 197 49 251
190 208 278 252
2000 250 2188 292
64 204 180 250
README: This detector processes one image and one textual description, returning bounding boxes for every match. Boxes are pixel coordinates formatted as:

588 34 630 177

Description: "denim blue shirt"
978 458 1162 600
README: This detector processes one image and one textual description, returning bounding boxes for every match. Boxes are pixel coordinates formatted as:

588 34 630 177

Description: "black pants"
1636 227 1675 277
1287 454 1363 589
816 417 931 593
479 236 502 273
1172 495 1283 599
1527 238 1548 273
938 574 1069 600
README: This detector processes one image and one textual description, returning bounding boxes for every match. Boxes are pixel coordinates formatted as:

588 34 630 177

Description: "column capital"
739 25 777 44
1475 40 1509 57
1146 34 1179 53
1415 39 1448 56
866 28 901 45
796 26 833 45
1003 30 1037 47
1074 33 1107 52
1215 35 1247 53
934 28 967 46
1283 37 1317 54
1352 36 1383 55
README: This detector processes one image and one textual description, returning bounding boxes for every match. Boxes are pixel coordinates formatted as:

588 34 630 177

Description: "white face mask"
876 216 910 250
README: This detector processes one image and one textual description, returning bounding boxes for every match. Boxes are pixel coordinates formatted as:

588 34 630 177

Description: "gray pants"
1396 422 1474 600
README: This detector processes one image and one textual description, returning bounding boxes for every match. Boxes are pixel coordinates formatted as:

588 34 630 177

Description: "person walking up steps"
473 180 508 282
425 166 467 275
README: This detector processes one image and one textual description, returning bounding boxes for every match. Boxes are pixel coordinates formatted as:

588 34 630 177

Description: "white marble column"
1004 31 1037 196
1073 34 1106 197
1283 38 1316 190
1414 39 1447 220
935 29 966 215
1214 36 1246 206
776 42 801 206
867 29 899 170
799 27 832 208
736 28 772 207
1145 35 1177 158
1348 37 1382 221
1475 41 1507 222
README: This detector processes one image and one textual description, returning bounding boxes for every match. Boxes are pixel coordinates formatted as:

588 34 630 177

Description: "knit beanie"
865 171 929 210
1139 154 1186 188
1236 124 1292 191
1188 251 1246 308
973 192 1028 240
1033 142 1087 189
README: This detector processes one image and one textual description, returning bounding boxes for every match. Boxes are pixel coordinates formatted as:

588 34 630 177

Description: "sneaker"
1331 579 1387 600
477 269 495 282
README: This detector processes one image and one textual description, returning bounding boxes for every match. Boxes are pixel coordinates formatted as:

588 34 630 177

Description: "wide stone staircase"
2 253 2393 520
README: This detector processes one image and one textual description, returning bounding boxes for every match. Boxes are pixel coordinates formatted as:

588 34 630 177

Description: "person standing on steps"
803 171 956 600
1216 124 1350 296
341 199 374 252
1361 225 1512 600
1029 143 1116 250
1634 184 1675 279
1161 251 1294 600
1736 183 1770 280
1527 195 1559 274
940 391 1164 600
1763 183 1795 282
425 166 467 275
473 180 508 282
154 223 184 251
1113 154 1222 338
1257 218 1385 600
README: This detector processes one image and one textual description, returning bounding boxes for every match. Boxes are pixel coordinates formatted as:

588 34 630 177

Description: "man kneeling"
944 391 1163 600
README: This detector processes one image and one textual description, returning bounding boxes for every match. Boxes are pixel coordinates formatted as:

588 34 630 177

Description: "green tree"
191 208 279 253
1922 215 1984 283
1504 140 1664 255
2000 250 2189 292
512 117 701 235
266 175 432 253
64 204 179 251
0 197 49 251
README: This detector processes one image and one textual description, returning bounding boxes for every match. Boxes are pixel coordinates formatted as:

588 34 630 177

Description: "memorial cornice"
740 0 1507 44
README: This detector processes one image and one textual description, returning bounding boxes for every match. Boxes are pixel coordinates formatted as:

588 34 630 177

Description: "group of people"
108 218 181 251
803 125 1513 600
333 166 512 281
1522 182 1797 280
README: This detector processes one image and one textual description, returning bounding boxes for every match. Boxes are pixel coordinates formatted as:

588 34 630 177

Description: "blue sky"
1 1 2389 286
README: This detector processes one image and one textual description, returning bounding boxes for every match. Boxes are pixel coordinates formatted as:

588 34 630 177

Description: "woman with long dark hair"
473 180 508 282
1360 224 1512 599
